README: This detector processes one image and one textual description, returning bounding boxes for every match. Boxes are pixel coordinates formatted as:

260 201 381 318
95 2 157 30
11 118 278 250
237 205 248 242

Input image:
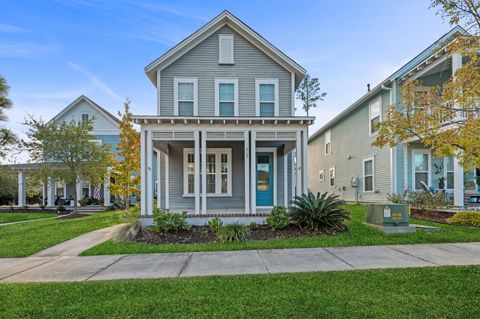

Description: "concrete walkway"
1 242 480 283
0 216 57 227
32 224 127 257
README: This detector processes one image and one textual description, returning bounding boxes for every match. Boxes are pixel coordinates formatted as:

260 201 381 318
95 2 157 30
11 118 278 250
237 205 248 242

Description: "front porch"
135 116 313 224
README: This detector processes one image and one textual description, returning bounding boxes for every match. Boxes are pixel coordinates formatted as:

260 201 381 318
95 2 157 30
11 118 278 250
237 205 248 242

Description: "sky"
0 0 454 163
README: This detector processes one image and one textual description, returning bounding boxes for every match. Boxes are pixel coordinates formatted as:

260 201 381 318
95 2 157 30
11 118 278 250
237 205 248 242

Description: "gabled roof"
144 10 307 88
308 26 468 143
48 95 120 127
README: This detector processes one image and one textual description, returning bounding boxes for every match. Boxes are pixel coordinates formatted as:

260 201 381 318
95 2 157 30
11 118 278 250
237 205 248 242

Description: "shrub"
249 221 259 230
57 205 66 213
387 190 410 204
447 212 480 227
153 208 192 234
216 222 250 242
266 205 289 231
290 191 350 231
207 217 223 234
411 190 446 211
79 198 89 206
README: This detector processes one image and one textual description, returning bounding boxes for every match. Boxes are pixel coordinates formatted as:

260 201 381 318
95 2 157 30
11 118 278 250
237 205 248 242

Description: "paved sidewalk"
32 224 127 257
1 242 480 283
0 216 57 227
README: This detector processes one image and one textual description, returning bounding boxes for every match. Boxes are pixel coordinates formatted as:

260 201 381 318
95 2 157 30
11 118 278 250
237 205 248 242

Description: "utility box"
366 203 415 233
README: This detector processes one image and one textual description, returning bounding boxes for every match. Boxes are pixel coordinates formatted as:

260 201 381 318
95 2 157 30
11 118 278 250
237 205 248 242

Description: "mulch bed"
411 209 455 224
135 225 348 245
56 213 91 219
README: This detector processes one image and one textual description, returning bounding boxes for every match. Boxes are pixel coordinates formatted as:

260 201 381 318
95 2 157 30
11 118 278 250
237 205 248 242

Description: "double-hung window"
329 167 335 188
55 182 66 198
174 78 198 116
82 181 91 198
325 129 331 155
183 148 232 196
319 170 325 182
445 156 454 190
413 150 430 190
256 79 279 116
81 113 90 127
215 79 238 116
363 157 375 192
369 97 381 135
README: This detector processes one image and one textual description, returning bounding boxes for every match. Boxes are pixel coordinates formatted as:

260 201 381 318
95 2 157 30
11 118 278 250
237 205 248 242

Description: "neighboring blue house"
13 95 121 208
308 26 479 207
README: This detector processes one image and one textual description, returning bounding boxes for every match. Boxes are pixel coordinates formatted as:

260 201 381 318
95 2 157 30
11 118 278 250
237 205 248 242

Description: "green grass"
0 211 123 257
0 212 56 224
0 266 479 318
83 205 480 255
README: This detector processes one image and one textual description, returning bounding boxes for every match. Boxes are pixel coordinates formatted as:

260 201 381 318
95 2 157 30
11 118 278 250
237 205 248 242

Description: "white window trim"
444 156 454 191
214 78 239 116
324 129 331 156
368 96 382 136
173 77 198 116
218 34 234 64
363 156 375 192
255 79 279 117
183 148 232 197
329 167 335 188
55 181 66 198
412 149 431 191
319 169 325 182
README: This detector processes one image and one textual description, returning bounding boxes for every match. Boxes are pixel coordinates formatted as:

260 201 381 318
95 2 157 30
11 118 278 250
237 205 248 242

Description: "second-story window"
215 79 238 116
81 113 89 127
256 79 279 117
174 78 198 116
369 97 381 135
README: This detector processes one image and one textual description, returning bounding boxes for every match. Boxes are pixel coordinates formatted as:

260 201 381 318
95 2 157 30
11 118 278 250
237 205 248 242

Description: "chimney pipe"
367 83 371 92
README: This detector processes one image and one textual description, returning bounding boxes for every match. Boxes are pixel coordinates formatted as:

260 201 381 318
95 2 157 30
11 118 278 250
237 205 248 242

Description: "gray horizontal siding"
160 25 292 117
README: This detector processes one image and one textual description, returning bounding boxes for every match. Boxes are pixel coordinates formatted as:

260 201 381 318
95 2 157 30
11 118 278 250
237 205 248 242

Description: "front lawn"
1 266 479 318
0 212 56 224
0 211 123 257
83 205 480 255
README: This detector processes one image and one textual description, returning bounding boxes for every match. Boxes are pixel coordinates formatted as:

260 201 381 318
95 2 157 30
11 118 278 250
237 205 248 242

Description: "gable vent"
219 34 234 64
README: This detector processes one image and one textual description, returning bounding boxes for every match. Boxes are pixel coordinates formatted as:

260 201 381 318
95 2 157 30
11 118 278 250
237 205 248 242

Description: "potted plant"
437 177 446 190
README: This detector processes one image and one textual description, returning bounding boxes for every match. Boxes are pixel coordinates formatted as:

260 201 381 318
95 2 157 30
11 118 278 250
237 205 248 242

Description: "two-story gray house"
134 11 313 225
308 26 479 207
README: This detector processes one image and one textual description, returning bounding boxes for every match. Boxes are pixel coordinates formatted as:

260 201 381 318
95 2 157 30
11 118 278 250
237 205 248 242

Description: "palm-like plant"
290 191 350 231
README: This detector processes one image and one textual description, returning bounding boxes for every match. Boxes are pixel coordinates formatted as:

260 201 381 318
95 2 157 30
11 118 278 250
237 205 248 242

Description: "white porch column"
302 129 308 193
140 128 146 215
42 182 46 206
47 177 55 207
244 131 250 214
295 130 302 196
284 151 288 207
194 130 200 214
146 130 153 215
453 157 464 207
103 173 111 207
250 130 256 215
17 170 26 207
201 131 207 214
165 152 169 210
156 150 161 209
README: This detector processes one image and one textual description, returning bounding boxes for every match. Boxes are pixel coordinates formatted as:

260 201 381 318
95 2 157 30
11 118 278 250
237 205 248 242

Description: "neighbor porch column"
17 170 26 207
165 152 169 210
250 130 256 215
453 157 464 207
302 129 308 193
103 171 111 207
194 130 200 214
76 177 82 204
140 128 146 215
47 177 55 207
284 150 288 207
146 130 154 215
244 131 250 214
295 130 302 196
201 130 207 214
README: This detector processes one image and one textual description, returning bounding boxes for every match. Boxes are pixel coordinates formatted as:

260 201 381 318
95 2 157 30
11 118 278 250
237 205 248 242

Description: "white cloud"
0 42 61 58
0 23 30 33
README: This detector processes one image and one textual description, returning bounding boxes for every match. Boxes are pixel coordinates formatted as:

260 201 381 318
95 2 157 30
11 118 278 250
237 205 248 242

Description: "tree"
0 76 17 158
23 117 111 214
109 100 140 211
296 74 327 117
373 0 480 168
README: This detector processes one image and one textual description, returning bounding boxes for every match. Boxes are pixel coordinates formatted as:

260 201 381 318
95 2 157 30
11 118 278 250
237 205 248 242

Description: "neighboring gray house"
308 26 478 207
135 11 313 224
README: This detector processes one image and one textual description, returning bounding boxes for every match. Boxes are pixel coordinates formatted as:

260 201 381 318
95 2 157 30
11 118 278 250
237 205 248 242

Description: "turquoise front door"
256 152 273 206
